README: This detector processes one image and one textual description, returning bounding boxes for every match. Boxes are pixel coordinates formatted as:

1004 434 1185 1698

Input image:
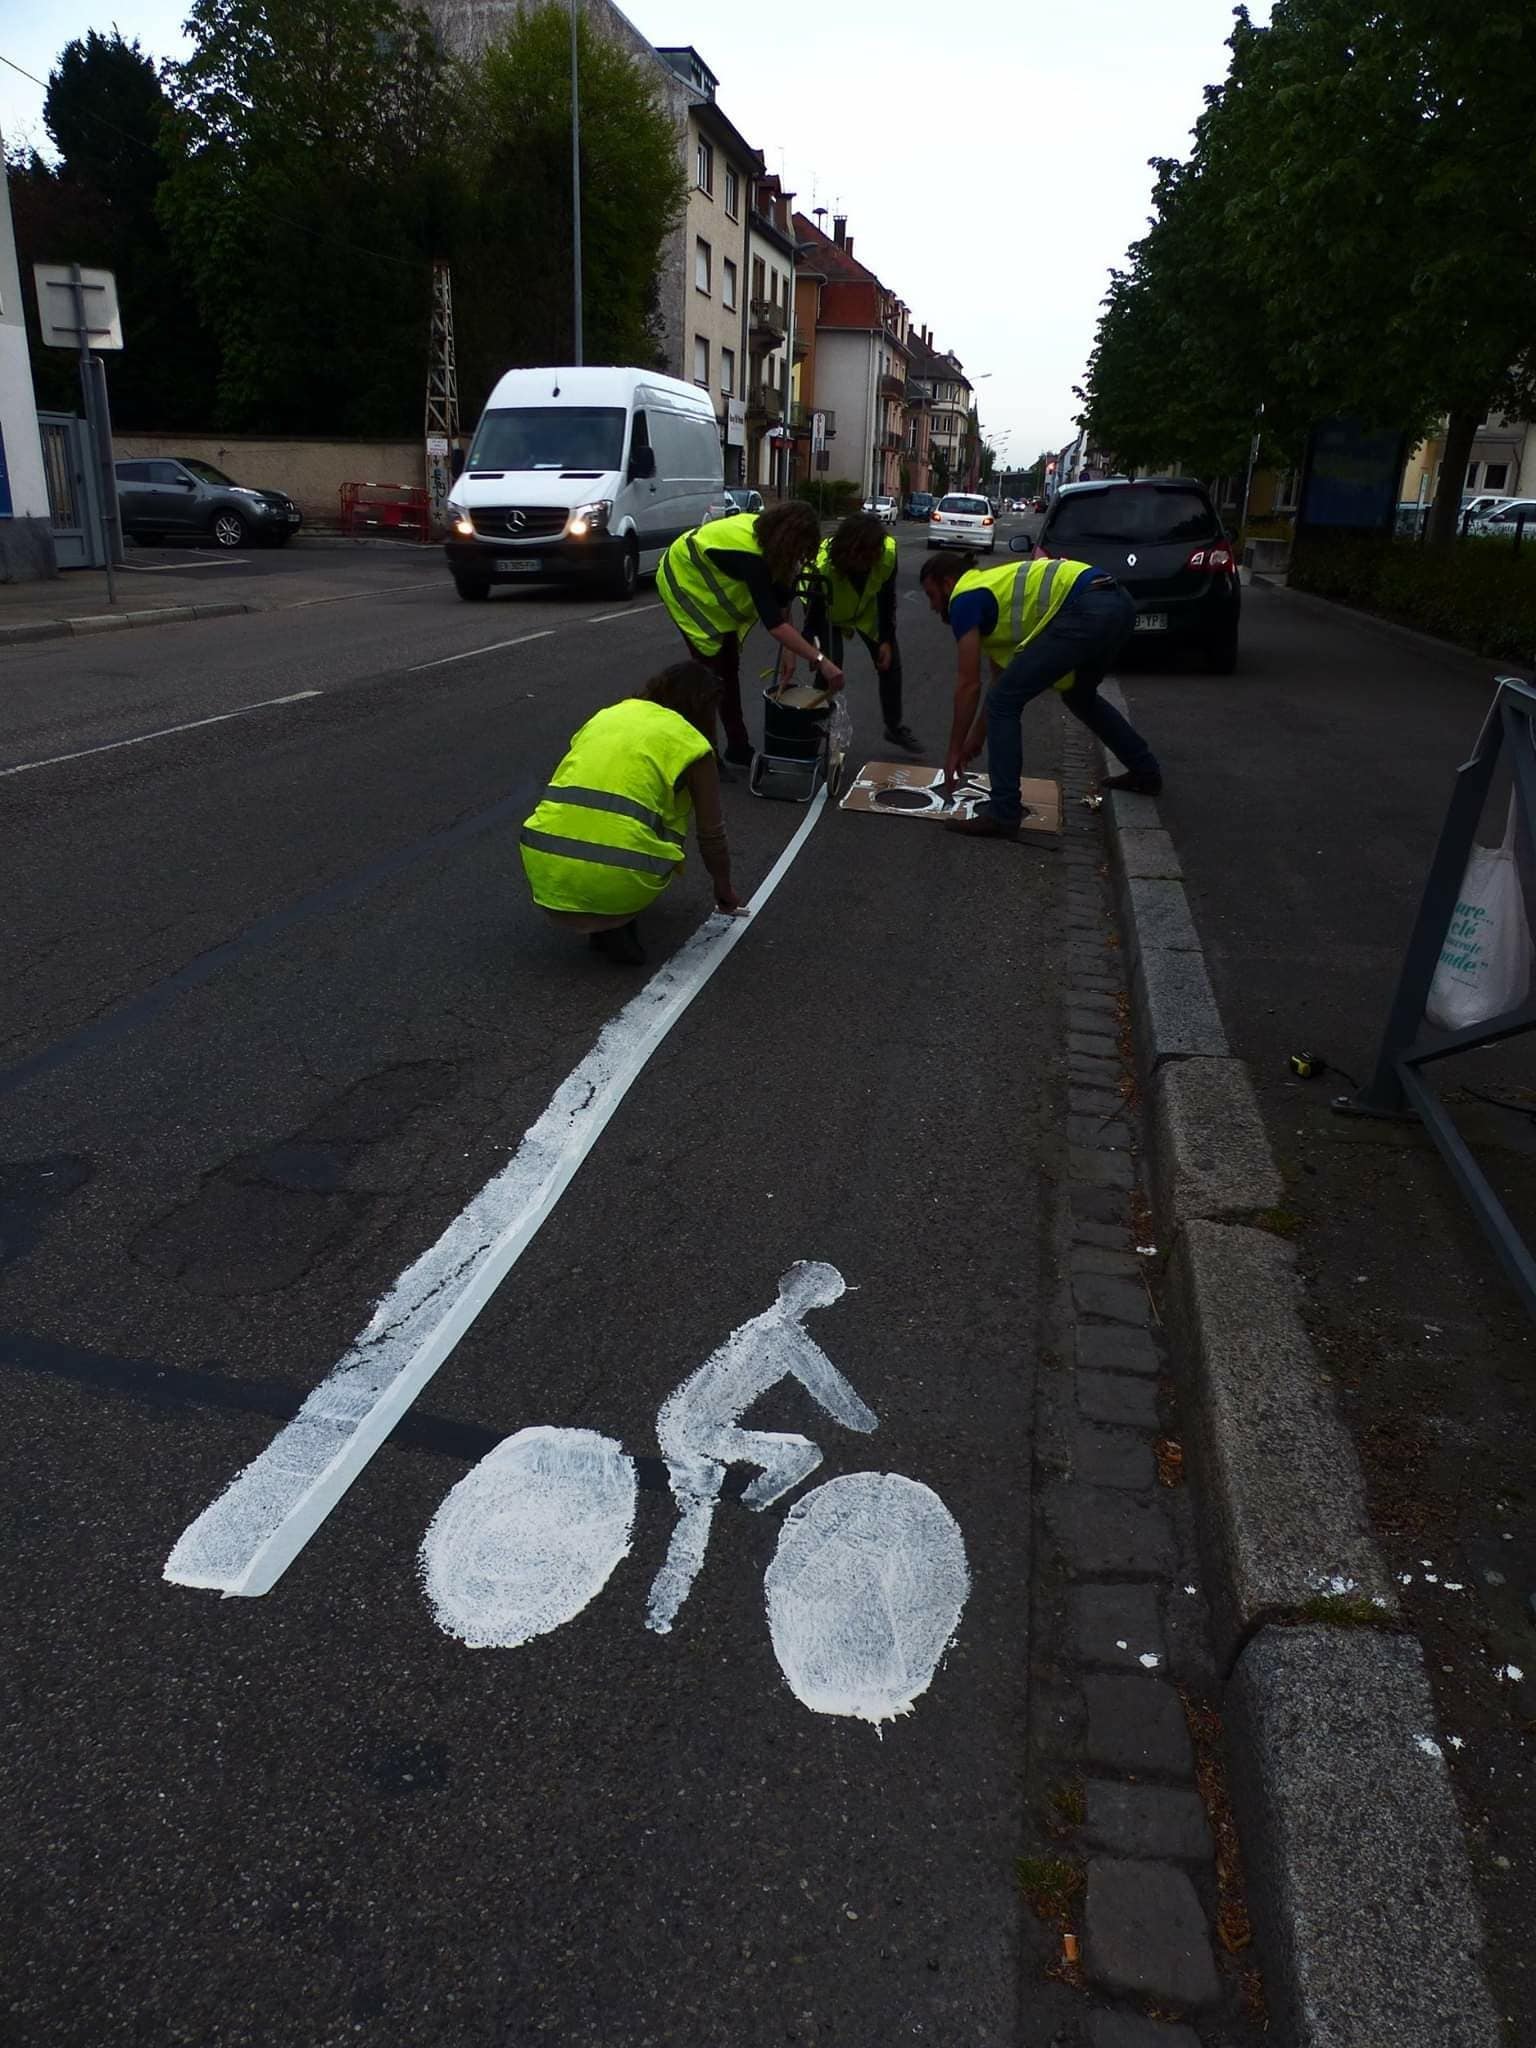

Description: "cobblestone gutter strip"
1094 681 1501 2048
0 602 254 646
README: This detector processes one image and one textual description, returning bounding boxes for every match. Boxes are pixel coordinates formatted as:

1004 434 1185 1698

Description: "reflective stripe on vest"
519 827 677 878
541 783 686 846
657 512 764 649
955 556 1093 678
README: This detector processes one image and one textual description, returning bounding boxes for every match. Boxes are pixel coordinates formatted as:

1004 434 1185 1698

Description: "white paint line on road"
408 629 555 672
586 603 663 624
165 787 830 1598
0 690 323 778
283 580 444 610
121 558 251 573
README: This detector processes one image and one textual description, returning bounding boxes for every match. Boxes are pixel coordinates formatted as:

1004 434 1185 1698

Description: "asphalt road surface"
3 522 1067 2045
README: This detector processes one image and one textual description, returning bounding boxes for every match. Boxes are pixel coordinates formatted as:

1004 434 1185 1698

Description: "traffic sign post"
33 262 125 597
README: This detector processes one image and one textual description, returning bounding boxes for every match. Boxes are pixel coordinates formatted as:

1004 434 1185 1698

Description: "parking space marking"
408 630 556 672
165 787 831 1598
0 691 323 778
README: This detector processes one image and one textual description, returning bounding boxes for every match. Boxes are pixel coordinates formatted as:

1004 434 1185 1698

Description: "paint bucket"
759 683 832 764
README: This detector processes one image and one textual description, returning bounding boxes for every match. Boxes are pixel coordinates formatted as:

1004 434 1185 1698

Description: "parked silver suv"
115 457 303 549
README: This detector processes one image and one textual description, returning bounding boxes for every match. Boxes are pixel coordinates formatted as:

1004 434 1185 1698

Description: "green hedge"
1290 534 1536 664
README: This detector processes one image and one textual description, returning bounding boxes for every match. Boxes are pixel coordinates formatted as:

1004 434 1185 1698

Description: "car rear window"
940 496 990 514
1048 486 1220 544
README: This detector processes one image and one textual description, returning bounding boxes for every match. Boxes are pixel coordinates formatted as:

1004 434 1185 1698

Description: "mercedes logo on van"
511 509 527 532
1126 551 1137 566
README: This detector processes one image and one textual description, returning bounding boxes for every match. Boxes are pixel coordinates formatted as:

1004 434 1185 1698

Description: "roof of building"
906 331 970 387
792 213 879 286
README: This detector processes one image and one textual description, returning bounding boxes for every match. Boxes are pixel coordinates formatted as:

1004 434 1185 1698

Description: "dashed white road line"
165 785 831 1598
408 629 556 672
0 690 323 778
586 602 664 624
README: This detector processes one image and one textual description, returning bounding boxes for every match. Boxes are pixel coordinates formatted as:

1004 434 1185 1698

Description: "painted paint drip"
765 1472 970 1725
420 1427 637 1649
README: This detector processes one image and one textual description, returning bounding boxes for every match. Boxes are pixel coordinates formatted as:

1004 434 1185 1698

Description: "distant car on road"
724 487 765 514
904 491 934 522
866 494 898 523
927 492 997 553
115 457 302 549
1467 497 1536 538
1032 475 1239 672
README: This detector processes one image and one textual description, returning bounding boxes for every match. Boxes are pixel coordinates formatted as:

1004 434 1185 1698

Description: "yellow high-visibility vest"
952 556 1094 685
807 533 898 638
520 698 711 915
657 511 765 653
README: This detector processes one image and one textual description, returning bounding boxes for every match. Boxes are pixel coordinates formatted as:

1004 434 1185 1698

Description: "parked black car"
115 457 303 549
1027 477 1239 672
904 491 934 521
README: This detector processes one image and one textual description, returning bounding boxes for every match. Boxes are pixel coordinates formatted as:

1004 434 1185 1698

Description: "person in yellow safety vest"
795 512 922 756
919 547 1162 840
658 500 842 767
521 661 747 965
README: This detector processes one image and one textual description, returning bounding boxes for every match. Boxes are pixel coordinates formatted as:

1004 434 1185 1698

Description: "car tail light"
930 511 942 522
1187 543 1236 573
981 516 994 527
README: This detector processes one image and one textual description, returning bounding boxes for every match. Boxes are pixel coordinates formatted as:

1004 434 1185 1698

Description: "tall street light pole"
570 0 584 365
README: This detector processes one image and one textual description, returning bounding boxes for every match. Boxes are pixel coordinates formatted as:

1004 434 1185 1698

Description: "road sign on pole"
811 411 827 456
34 262 124 595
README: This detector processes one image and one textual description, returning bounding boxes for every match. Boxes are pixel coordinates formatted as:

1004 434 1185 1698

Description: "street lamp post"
570 0 583 365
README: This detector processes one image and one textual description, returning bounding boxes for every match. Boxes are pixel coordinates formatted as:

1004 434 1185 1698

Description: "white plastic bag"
1426 795 1533 1031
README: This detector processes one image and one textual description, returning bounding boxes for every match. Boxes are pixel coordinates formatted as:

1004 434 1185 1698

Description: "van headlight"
566 499 613 538
451 511 475 536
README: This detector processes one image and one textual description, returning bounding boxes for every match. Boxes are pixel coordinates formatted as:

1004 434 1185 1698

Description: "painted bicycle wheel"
420 1426 638 1649
764 1471 969 1724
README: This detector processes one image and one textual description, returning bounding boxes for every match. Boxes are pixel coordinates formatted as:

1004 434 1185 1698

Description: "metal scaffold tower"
425 260 461 531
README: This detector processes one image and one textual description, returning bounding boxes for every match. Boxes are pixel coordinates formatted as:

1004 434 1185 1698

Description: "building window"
722 257 737 311
724 166 739 218
1465 462 1481 490
694 335 709 388
695 238 711 295
1485 462 1509 491
751 256 766 302
721 347 735 397
695 136 713 194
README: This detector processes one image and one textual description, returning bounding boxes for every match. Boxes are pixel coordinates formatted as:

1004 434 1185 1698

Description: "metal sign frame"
1340 675 1536 1316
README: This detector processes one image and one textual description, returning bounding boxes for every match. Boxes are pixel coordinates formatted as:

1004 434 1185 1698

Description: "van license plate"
497 557 542 574
1134 613 1167 632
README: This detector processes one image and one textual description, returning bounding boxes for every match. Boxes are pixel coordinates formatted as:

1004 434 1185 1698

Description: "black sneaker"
723 741 756 768
884 724 923 756
1100 769 1163 796
590 922 646 965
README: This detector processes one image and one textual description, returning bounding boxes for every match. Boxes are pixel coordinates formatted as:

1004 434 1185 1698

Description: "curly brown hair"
635 660 722 741
827 513 888 580
754 500 822 587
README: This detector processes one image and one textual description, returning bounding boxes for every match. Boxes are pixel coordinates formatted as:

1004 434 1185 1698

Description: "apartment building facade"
792 214 911 499
744 172 799 490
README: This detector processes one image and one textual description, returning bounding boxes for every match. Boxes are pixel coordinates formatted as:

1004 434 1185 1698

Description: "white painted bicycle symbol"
419 1262 970 1724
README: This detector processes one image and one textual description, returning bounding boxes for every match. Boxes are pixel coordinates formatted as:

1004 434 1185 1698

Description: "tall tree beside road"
7 32 218 427
1083 2 1536 541
158 0 453 434
454 4 686 409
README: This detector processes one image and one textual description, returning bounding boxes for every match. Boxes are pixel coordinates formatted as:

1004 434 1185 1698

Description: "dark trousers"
678 630 750 750
984 585 1157 821
829 627 903 731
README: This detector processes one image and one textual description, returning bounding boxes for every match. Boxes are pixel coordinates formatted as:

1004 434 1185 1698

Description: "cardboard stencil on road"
840 760 1061 835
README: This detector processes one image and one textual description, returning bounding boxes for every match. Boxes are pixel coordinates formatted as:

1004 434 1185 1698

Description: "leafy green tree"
454 3 686 410
159 0 454 432
8 32 217 426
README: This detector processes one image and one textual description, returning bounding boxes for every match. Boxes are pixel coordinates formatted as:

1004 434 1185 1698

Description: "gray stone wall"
429 0 690 378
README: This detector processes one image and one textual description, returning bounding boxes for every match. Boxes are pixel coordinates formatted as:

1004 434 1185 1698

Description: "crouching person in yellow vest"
520 662 745 965
657 501 842 767
796 513 922 755
919 548 1161 840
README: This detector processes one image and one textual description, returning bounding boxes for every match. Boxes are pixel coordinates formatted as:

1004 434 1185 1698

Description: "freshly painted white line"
646 1262 877 1636
121 558 251 573
421 1427 637 1649
0 690 323 778
586 603 663 624
766 1472 970 1724
408 629 555 672
165 786 830 1597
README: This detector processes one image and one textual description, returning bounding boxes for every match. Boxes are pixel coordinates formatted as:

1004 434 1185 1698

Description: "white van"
444 365 727 603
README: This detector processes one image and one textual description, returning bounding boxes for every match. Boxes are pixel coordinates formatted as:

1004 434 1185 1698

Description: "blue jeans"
982 583 1157 821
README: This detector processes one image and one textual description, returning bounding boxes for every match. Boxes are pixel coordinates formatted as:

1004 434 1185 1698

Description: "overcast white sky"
1 0 1269 465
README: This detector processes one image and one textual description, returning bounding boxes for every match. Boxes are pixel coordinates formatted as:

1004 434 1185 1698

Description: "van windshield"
468 407 626 473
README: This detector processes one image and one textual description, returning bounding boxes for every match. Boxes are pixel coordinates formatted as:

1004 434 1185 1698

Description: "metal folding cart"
749 683 851 803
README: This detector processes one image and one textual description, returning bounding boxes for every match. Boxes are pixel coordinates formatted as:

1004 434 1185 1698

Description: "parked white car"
1467 498 1536 538
927 493 997 553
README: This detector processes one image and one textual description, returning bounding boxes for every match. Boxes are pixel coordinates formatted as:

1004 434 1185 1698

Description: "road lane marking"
122 558 251 573
408 629 555 672
165 788 830 1597
0 691 322 778
586 603 663 623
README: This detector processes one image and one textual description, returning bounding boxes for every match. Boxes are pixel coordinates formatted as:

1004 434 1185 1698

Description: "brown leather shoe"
944 812 1021 839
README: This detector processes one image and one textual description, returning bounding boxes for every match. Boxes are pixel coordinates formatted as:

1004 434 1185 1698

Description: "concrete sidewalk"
1110 581 1533 2042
